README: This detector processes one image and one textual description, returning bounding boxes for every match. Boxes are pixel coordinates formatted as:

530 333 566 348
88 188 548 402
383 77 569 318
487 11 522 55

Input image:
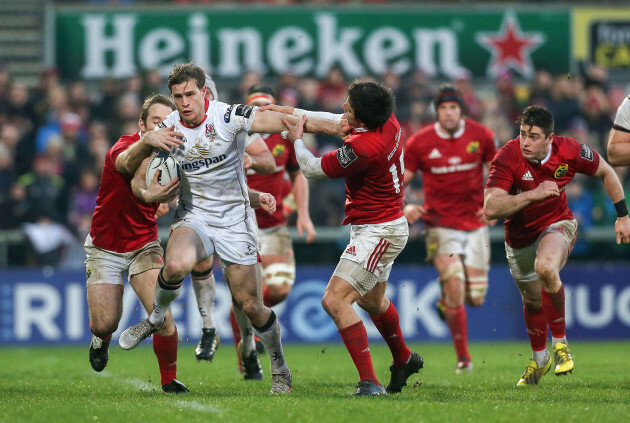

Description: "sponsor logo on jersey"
580 144 593 161
337 144 358 168
554 164 568 179
448 156 462 165
224 105 234 123
205 124 216 141
387 128 402 161
521 170 534 181
234 104 253 119
180 154 227 171
430 162 477 174
344 245 356 256
272 144 286 157
466 140 480 153
428 148 442 159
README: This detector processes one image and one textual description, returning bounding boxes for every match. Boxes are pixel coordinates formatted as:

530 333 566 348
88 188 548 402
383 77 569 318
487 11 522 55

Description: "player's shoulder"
495 138 520 160
220 102 255 124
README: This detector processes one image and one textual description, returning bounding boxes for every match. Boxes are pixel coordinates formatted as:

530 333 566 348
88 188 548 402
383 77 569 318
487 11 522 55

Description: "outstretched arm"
281 115 327 179
250 106 348 138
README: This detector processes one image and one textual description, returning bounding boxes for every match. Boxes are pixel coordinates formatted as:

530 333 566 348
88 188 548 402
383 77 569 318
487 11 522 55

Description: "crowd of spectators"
0 61 627 267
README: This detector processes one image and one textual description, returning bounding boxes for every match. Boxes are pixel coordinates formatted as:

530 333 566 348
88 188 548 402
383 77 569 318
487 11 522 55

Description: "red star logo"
476 12 544 78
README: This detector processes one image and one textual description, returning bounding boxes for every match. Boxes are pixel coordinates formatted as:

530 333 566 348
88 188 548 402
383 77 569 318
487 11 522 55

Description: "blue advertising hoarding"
1 264 628 346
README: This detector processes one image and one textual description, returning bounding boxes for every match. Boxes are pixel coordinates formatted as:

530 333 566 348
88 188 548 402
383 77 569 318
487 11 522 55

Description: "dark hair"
347 79 393 131
516 106 554 137
140 94 175 124
434 83 463 108
167 62 205 91
247 83 276 98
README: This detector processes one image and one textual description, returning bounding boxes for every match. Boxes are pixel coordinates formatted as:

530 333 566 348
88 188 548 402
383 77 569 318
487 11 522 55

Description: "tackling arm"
130 156 180 203
484 182 560 220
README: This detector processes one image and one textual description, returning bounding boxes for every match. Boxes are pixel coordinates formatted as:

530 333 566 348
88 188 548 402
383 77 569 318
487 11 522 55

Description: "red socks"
338 321 379 384
153 327 178 386
541 285 566 339
523 305 548 351
442 302 470 362
370 302 411 367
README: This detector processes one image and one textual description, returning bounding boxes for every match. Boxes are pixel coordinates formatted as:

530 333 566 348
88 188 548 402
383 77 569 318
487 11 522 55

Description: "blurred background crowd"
1 0 629 268
1 60 627 267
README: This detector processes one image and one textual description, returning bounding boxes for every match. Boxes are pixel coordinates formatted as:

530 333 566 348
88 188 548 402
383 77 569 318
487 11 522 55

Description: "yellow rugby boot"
553 342 574 375
516 356 552 386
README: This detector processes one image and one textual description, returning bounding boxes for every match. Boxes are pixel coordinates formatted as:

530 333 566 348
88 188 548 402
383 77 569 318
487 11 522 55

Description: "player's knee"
239 297 263 320
90 318 118 338
534 259 558 283
163 260 189 282
321 293 340 317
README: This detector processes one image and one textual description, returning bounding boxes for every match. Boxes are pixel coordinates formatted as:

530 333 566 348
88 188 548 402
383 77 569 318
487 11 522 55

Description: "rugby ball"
145 151 181 187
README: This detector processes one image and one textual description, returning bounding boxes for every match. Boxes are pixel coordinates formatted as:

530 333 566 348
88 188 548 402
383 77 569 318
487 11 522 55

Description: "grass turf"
1 341 629 423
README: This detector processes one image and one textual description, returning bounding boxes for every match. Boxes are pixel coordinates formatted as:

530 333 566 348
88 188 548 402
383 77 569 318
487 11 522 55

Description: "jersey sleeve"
613 97 630 132
485 145 515 191
572 141 600 176
108 137 133 164
320 136 370 178
221 103 257 133
403 133 422 174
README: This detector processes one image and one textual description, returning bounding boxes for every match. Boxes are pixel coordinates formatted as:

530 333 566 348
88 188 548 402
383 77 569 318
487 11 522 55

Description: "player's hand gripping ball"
145 151 181 187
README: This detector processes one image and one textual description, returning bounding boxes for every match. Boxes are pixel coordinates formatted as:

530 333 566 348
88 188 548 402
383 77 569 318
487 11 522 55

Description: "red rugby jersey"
404 119 497 231
486 136 600 248
321 114 404 225
89 132 159 253
247 133 299 229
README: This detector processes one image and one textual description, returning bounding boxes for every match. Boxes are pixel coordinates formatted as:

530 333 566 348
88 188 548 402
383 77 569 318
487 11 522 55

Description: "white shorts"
171 214 259 266
258 224 293 258
425 226 490 271
505 219 577 283
84 235 164 287
333 216 408 296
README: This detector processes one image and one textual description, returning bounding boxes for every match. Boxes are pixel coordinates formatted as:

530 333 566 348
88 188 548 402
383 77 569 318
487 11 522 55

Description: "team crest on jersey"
205 124 216 141
554 164 568 179
272 144 285 157
337 144 358 168
580 144 593 161
466 140 480 154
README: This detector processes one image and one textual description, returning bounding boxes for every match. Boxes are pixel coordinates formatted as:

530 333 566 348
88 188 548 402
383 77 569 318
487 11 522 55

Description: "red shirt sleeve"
321 135 370 178
485 144 516 192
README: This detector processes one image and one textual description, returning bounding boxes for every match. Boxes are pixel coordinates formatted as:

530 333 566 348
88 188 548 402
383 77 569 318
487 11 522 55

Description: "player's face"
139 103 174 133
342 97 360 128
436 101 462 134
519 124 553 161
171 79 206 126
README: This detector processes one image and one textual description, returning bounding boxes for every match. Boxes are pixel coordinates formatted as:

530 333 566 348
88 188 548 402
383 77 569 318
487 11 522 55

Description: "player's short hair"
347 79 393 131
246 83 277 105
517 105 555 137
168 62 205 91
434 84 464 109
140 94 175 124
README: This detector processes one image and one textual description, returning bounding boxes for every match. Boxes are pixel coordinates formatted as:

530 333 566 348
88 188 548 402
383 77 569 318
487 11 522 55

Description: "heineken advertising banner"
55 7 570 80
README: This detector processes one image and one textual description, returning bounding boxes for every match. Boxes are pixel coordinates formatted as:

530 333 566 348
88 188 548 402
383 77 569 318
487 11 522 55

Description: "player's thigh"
535 220 577 276
85 242 127 326
165 224 209 274
462 226 490 271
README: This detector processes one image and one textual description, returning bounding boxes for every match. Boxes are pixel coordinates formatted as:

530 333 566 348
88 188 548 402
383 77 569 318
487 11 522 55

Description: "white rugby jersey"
614 96 630 131
158 99 258 227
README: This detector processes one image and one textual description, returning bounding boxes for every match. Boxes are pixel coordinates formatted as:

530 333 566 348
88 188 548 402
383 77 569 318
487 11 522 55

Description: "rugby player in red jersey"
403 84 498 373
484 105 630 386
85 94 188 393
276 80 423 396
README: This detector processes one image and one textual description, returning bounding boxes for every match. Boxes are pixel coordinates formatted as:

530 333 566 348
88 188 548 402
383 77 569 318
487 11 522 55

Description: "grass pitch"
1 341 629 423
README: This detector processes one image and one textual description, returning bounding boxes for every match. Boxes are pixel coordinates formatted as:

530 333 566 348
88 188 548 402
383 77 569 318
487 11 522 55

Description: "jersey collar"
435 119 465 139
179 98 209 129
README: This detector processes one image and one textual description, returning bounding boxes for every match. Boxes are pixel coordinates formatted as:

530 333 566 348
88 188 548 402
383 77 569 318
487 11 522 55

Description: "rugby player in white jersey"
119 62 346 393
189 74 274 379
